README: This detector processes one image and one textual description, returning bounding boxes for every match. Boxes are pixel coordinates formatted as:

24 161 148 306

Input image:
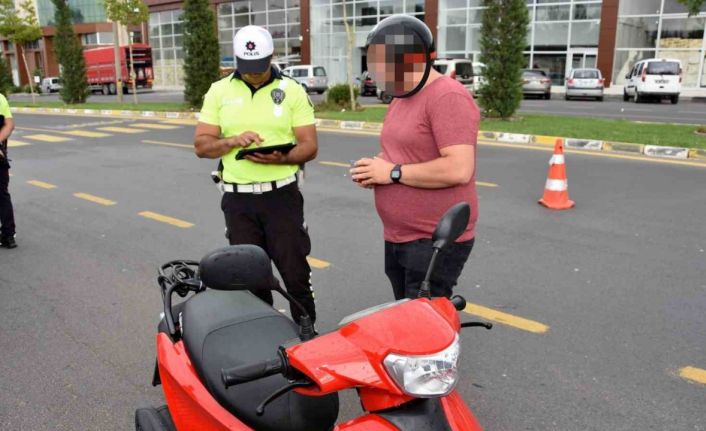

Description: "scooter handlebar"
221 356 284 388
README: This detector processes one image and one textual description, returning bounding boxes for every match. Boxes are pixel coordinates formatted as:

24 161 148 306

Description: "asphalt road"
9 89 706 125
1 113 705 430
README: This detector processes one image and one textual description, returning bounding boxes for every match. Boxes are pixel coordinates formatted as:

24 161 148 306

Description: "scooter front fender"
335 392 483 431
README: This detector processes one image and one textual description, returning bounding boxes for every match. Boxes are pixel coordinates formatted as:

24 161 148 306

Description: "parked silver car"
522 69 551 99
565 68 604 101
282 65 328 94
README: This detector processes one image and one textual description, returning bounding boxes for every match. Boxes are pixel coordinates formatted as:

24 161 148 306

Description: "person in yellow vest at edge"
193 25 319 325
0 92 17 249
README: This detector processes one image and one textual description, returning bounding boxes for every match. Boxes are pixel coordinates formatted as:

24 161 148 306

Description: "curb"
11 106 200 121
313 118 706 162
11 106 705 162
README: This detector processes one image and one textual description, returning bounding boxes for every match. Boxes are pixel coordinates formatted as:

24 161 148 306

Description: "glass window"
314 66 327 76
701 52 706 87
219 2 233 15
645 61 680 75
433 64 449 74
659 18 705 50
535 4 570 21
534 22 569 50
571 21 600 47
444 27 467 51
573 3 601 20
531 54 566 85
616 17 659 49
612 50 655 84
662 0 706 14
455 62 473 76
269 11 285 25
574 69 599 79
445 9 467 25
618 0 661 16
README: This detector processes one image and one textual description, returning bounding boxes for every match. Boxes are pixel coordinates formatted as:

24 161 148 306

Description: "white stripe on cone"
549 154 565 165
545 179 568 191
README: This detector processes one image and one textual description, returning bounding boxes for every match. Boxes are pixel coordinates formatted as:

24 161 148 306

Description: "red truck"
83 44 154 95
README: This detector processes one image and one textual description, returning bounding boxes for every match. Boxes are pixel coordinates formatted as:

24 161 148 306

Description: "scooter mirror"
432 202 470 250
199 245 273 291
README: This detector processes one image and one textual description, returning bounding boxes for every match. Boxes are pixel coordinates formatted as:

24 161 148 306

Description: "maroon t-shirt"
374 76 480 243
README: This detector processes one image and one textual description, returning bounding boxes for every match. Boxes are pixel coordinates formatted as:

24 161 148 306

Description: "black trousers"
221 182 315 323
385 238 475 300
0 166 15 238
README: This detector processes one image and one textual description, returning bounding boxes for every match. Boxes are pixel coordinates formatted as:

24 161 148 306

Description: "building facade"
1 0 138 87
3 0 706 90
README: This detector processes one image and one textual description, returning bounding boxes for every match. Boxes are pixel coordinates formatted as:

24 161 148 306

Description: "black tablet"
235 143 296 160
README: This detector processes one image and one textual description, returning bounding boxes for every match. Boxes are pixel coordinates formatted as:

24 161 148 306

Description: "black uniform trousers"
221 182 315 323
0 162 15 239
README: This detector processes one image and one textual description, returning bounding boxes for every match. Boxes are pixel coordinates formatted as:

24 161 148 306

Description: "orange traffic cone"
539 139 575 210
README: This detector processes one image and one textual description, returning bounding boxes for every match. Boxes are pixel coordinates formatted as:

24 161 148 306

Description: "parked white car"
623 58 681 104
565 68 604 101
282 65 328 94
432 58 474 94
41 77 62 93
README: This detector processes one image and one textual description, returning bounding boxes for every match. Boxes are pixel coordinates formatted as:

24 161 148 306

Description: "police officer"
194 26 318 323
0 92 17 249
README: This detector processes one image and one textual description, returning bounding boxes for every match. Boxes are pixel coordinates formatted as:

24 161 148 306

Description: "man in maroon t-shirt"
351 15 479 300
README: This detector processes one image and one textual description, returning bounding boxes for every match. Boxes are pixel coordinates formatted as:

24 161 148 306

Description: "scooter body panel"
157 334 252 431
288 299 457 408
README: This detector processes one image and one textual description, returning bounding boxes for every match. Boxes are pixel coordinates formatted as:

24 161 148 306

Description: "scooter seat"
181 289 339 431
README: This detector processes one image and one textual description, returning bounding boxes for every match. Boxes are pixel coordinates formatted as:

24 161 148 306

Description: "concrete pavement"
0 113 704 430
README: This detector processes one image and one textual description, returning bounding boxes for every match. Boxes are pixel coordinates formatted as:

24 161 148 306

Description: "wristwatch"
390 164 402 184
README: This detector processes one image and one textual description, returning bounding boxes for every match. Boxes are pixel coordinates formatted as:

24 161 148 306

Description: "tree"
341 0 357 110
105 0 149 104
51 0 89 104
478 0 529 120
0 56 13 96
0 0 43 104
678 0 705 15
182 0 220 109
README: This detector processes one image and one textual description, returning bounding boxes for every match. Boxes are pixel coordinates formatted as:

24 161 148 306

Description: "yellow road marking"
73 193 116 206
97 126 147 134
142 140 193 149
27 180 57 189
319 161 351 168
307 256 331 269
162 119 197 126
680 367 706 385
138 211 194 228
24 134 71 142
62 130 112 138
131 123 180 130
8 140 31 147
464 303 549 334
477 181 498 188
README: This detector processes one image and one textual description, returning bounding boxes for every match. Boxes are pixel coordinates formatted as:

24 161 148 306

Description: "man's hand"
245 151 289 164
350 156 395 187
227 131 264 148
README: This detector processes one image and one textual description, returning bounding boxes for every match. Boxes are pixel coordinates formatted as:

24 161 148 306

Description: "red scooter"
136 203 492 431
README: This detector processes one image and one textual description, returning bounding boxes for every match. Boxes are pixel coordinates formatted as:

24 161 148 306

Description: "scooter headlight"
383 335 460 397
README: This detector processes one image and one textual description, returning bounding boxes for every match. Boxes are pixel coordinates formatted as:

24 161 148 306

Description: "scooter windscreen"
366 15 434 99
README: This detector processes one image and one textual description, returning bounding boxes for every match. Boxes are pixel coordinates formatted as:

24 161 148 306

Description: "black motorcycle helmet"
365 14 435 99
